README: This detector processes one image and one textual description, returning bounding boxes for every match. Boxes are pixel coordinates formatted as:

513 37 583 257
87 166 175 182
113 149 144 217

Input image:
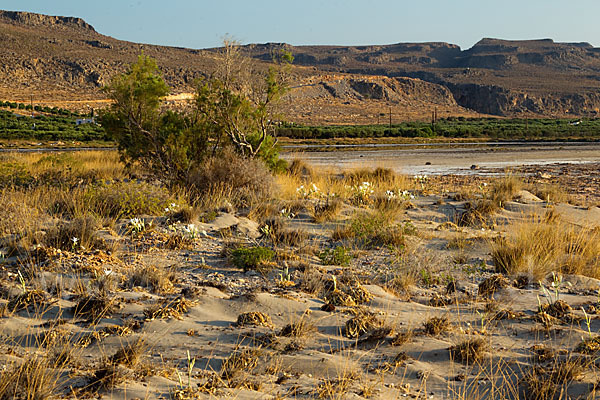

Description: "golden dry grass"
491 219 600 279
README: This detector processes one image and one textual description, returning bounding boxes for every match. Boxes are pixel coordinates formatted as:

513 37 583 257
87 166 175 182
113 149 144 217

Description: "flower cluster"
385 189 415 201
414 174 429 190
164 203 179 213
168 223 207 239
297 183 320 199
280 208 296 219
182 223 201 239
350 181 374 205
128 217 150 234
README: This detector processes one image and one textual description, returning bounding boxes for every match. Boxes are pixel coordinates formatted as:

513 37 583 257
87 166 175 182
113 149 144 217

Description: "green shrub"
333 212 406 249
319 246 352 266
230 246 275 272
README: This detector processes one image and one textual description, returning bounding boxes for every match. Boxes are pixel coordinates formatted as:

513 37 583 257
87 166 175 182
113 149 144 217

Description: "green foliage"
319 246 352 266
277 118 600 141
250 132 288 173
0 162 34 188
101 51 289 188
0 109 106 142
87 181 174 218
230 246 275 272
100 54 196 180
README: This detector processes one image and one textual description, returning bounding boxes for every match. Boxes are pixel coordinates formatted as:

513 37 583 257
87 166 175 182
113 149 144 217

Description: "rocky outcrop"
0 10 95 31
447 83 600 116
292 75 457 106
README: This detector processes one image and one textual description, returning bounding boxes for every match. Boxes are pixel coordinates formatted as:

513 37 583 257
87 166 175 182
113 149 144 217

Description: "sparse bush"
186 148 274 207
101 52 287 197
88 181 173 218
319 246 352 266
334 212 406 249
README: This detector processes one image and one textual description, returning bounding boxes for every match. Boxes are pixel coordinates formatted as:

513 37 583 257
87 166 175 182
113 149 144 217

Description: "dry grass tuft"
236 311 273 328
311 198 343 223
391 329 413 346
0 355 64 399
458 199 498 226
263 217 308 247
449 338 487 364
538 299 572 319
520 357 588 400
109 338 147 367
315 369 360 399
528 182 570 204
278 317 315 337
326 279 374 307
3 289 47 315
478 274 510 298
187 148 274 207
491 220 600 279
165 233 195 250
129 264 177 294
459 175 522 226
72 294 115 320
87 364 128 392
576 336 600 354
332 211 407 249
167 206 197 223
345 309 383 339
220 349 262 380
287 159 314 179
143 296 194 320
423 315 452 336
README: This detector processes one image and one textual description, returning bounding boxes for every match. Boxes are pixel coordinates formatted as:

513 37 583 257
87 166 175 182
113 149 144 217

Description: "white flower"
71 237 79 244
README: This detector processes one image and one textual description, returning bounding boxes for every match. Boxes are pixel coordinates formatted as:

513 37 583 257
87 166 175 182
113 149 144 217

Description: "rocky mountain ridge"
1 10 599 120
236 38 600 117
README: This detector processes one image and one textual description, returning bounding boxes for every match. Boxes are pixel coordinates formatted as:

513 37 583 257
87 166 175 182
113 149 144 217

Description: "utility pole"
389 106 392 128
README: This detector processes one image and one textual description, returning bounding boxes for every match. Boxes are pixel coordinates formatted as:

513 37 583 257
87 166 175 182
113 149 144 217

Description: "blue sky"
3 1 600 50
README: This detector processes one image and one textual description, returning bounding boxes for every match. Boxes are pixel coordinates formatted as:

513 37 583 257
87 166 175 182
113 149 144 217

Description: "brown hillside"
2 10 599 120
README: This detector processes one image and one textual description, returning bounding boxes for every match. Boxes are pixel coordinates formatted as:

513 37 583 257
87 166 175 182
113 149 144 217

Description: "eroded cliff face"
446 83 600 116
297 75 457 105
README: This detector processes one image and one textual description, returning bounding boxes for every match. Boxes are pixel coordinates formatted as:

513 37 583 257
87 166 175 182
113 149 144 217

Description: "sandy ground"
3 180 600 399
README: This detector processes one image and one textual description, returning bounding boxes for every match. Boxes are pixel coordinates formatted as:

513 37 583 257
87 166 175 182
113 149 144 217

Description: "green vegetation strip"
277 117 600 141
